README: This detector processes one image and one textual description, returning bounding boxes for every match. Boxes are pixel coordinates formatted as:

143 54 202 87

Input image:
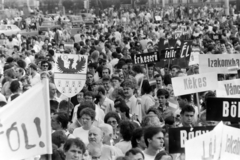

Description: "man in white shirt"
27 63 40 86
97 86 114 114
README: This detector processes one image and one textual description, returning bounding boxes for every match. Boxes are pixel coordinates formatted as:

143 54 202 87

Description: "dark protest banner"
132 51 159 64
156 39 192 68
209 34 222 41
160 48 181 59
169 126 214 154
206 97 240 122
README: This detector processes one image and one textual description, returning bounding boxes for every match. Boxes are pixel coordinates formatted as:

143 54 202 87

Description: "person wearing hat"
27 63 40 86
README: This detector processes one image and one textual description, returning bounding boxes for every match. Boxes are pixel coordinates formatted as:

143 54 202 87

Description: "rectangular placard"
132 52 159 64
216 79 240 98
169 126 214 154
199 54 240 74
206 97 240 122
171 72 218 96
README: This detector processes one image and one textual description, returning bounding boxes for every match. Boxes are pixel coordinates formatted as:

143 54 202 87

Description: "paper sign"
54 54 88 98
0 79 52 160
189 52 200 66
220 125 240 160
206 97 240 122
216 79 240 98
199 54 240 74
155 16 162 21
132 52 159 64
185 122 224 160
169 126 214 154
171 72 218 96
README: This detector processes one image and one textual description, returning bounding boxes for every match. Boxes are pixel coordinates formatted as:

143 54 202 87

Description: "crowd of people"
0 3 239 160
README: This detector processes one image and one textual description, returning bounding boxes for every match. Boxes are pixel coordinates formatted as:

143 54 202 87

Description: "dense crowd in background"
0 4 239 160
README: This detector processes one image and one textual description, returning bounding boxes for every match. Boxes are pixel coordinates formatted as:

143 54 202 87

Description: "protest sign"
155 16 162 21
216 79 240 98
171 72 218 96
132 51 159 64
220 125 240 160
185 122 224 160
199 54 240 74
54 54 88 98
159 48 181 59
209 34 222 41
169 126 214 154
188 51 200 66
0 79 52 160
206 97 240 122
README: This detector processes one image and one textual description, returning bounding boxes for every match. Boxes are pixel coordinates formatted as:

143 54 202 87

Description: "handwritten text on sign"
0 81 52 160
199 54 240 74
206 97 240 122
171 72 218 96
216 79 240 98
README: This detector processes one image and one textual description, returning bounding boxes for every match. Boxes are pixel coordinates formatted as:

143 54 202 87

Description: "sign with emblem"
54 54 88 98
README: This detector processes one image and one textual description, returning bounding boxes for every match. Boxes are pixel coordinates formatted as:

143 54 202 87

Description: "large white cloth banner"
185 122 224 160
0 79 52 160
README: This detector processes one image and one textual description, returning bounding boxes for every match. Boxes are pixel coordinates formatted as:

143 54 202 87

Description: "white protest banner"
0 79 52 160
155 16 162 21
188 51 199 66
220 125 240 160
54 54 88 98
216 79 240 98
171 72 218 96
199 54 240 74
185 122 224 160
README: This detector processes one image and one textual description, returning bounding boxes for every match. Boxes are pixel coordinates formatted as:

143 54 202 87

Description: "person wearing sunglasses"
104 111 121 144
41 60 51 72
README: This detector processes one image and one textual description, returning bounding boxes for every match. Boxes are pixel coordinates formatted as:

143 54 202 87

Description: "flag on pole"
0 78 52 160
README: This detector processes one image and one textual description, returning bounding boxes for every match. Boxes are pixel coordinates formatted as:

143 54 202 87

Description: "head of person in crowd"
144 126 165 155
201 91 216 110
84 91 95 102
177 94 192 109
131 128 146 151
49 83 57 100
102 77 111 93
122 79 135 99
180 105 195 127
77 90 85 104
58 100 74 117
40 144 65 160
86 72 94 85
77 107 95 130
114 98 130 120
41 60 51 71
88 143 102 160
9 80 22 95
126 59 133 71
141 80 152 95
63 138 86 160
171 65 180 77
88 125 103 145
122 62 129 77
104 111 120 134
111 76 121 89
27 63 38 76
51 112 69 131
154 151 173 160
50 100 59 116
88 63 97 75
52 130 67 150
163 74 172 87
157 89 169 109
125 148 145 160
147 107 164 122
102 67 111 79
111 87 125 101
154 74 163 89
142 114 163 128
119 120 135 142
99 123 114 145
